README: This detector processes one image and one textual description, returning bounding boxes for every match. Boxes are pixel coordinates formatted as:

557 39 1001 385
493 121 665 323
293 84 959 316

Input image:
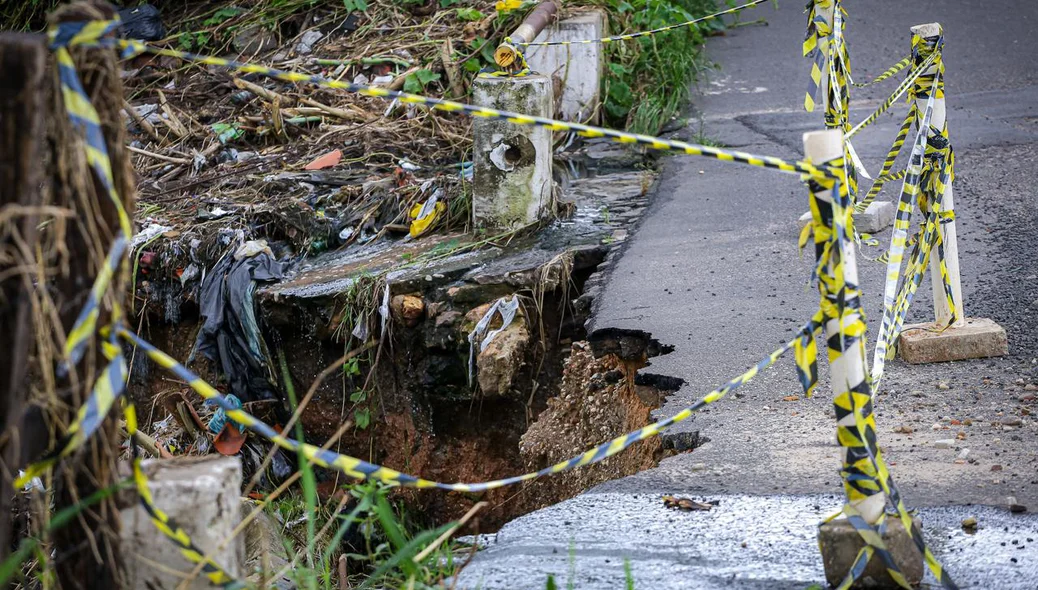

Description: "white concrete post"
896 24 1007 364
911 23 964 328
523 10 607 122
472 74 553 229
120 456 244 589
809 129 925 587
803 129 886 525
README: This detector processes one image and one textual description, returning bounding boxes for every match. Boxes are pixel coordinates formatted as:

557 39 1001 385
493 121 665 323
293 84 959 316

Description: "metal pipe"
494 1 560 70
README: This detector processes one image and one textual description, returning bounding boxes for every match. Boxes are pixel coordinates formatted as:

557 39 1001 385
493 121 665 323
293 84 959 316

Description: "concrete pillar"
523 9 607 122
806 129 921 588
120 456 244 589
472 74 553 230
897 23 1007 363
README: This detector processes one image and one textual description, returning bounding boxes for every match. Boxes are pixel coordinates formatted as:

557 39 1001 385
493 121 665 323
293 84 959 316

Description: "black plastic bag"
118 4 165 41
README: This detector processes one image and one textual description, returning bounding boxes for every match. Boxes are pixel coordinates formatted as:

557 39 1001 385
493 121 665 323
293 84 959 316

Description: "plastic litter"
118 3 165 41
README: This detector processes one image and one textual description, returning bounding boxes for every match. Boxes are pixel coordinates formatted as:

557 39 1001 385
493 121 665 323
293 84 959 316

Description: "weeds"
583 0 723 134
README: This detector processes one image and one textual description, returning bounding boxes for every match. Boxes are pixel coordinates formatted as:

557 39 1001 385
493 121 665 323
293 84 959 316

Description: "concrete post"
897 23 1008 363
804 129 886 524
806 130 922 588
120 456 244 589
523 10 607 122
799 1 891 233
472 74 553 229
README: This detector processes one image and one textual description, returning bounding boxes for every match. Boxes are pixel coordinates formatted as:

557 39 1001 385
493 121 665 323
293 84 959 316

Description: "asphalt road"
458 1 1038 588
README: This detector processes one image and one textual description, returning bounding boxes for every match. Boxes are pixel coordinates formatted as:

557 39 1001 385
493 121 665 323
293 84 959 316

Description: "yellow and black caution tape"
514 0 768 47
88 34 837 180
51 19 134 374
117 322 817 492
802 161 957 590
14 340 128 487
845 50 938 141
852 56 910 88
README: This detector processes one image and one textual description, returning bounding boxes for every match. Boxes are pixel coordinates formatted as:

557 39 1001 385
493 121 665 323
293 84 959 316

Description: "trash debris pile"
121 1 533 321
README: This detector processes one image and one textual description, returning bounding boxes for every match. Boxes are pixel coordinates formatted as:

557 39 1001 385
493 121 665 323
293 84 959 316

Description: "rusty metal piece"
494 1 559 69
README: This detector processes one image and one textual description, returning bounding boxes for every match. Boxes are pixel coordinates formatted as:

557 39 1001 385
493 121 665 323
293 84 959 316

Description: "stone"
898 317 1008 364
391 294 425 327
934 439 954 449
294 30 323 55
232 25 278 55
523 10 607 122
241 501 292 587
120 456 244 590
472 74 553 229
853 201 895 233
818 516 924 589
477 319 531 396
961 516 977 529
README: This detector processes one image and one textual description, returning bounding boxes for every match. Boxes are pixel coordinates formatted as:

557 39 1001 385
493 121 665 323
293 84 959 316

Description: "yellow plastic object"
409 199 446 238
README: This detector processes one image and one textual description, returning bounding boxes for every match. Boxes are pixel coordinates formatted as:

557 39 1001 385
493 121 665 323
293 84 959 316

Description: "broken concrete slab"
854 201 894 233
797 201 893 233
898 317 1008 364
120 456 244 590
818 517 924 589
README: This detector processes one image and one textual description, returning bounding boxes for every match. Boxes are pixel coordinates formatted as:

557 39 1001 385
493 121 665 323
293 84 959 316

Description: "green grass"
577 0 725 134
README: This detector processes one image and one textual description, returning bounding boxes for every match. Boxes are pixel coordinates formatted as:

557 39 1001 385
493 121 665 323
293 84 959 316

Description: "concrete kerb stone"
472 74 553 230
898 317 1009 364
523 9 607 123
797 200 894 233
818 517 925 589
120 456 244 590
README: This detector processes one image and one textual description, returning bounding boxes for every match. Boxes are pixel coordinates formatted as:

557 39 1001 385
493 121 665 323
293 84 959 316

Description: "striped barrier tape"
51 19 134 374
852 56 910 88
851 107 914 214
803 161 957 590
117 322 819 492
13 340 128 488
845 50 938 141
514 0 768 47
59 31 837 180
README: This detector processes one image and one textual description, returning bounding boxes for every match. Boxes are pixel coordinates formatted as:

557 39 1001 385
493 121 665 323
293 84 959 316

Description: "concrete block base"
899 317 1008 364
854 201 895 233
120 456 244 589
472 74 553 230
797 201 894 233
818 517 923 589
